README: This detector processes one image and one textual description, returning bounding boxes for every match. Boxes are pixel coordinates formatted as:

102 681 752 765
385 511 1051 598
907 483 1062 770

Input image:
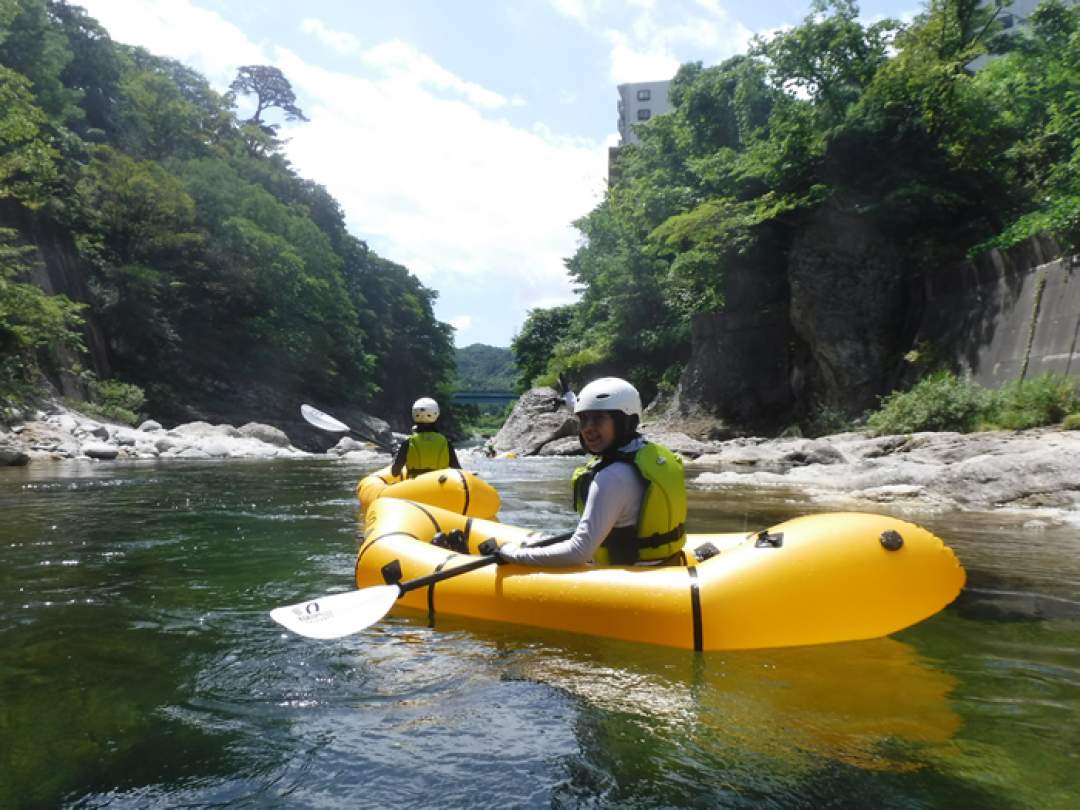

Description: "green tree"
511 304 576 391
226 65 308 155
0 65 62 206
969 1 1080 251
48 0 121 138
227 65 308 129
455 344 516 392
752 0 899 126
0 0 81 124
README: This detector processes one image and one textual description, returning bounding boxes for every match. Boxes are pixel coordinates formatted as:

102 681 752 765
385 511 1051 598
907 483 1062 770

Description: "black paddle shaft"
395 530 573 595
348 428 394 453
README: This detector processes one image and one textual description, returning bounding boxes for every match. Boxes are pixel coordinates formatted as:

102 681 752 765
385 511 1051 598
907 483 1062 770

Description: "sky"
76 0 921 348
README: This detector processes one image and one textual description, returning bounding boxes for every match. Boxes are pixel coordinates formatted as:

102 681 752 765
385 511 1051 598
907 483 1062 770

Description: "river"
2 456 1078 808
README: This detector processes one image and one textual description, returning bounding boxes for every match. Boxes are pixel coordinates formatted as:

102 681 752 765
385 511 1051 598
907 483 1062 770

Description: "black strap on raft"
454 469 471 515
427 554 457 625
405 501 442 533
687 567 703 652
357 531 418 568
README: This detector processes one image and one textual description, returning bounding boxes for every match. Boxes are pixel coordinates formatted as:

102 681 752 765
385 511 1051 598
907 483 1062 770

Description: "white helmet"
412 397 440 424
573 377 641 418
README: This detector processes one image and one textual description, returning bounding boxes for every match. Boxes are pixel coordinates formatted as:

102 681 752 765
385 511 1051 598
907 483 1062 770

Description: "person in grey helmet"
496 377 687 567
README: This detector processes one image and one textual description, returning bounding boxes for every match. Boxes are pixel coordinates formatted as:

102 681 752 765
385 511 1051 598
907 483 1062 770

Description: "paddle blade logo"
288 601 331 624
271 584 402 639
271 600 341 639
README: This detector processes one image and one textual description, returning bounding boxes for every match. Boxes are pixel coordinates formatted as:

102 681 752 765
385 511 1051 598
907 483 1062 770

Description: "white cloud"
78 0 606 344
550 0 590 25
361 40 510 109
300 18 360 55
693 0 726 16
604 31 680 83
607 5 756 83
448 315 473 332
547 0 754 84
275 46 604 290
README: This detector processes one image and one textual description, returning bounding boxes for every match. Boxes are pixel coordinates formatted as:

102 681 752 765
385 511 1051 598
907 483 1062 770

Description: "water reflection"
426 618 961 774
3 457 1078 808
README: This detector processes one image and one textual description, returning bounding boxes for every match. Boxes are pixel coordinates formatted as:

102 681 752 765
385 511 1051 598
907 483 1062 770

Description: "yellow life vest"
404 431 450 478
572 441 687 565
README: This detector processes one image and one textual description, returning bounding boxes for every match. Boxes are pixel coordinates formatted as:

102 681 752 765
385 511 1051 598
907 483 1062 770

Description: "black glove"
432 529 469 554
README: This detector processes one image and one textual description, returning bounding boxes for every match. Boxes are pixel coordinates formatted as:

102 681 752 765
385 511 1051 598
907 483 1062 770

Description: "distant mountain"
455 344 517 391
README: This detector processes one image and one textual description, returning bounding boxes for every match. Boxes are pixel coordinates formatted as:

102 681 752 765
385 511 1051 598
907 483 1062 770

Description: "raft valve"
880 530 904 551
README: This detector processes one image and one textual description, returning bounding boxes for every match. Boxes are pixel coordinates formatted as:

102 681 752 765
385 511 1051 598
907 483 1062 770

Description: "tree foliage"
511 304 575 392
523 0 1080 402
227 64 308 129
455 344 516 392
0 0 456 418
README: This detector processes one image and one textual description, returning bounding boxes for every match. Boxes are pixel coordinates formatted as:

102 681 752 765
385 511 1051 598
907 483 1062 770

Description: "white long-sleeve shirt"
499 439 647 567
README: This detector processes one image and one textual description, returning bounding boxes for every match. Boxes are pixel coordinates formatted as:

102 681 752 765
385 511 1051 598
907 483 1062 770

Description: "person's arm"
447 440 461 469
390 438 409 477
498 465 642 567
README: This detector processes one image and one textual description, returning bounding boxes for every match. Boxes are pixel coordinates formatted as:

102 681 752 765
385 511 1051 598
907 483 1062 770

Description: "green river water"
1 456 1078 808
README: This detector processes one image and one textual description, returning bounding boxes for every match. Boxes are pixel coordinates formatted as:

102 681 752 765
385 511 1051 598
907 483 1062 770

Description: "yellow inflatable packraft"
356 498 965 651
356 465 500 519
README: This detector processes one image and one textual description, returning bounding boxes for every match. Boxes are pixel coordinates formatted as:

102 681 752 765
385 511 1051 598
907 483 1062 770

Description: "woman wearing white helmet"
497 377 687 567
391 397 461 478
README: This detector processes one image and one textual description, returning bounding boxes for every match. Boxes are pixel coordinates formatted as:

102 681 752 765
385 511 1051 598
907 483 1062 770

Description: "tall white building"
616 80 672 146
968 0 1077 71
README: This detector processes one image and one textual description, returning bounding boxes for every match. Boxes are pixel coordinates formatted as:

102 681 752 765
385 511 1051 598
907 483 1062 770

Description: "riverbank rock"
694 427 1080 511
239 422 291 447
488 387 578 456
81 442 119 460
1 400 312 464
0 441 29 466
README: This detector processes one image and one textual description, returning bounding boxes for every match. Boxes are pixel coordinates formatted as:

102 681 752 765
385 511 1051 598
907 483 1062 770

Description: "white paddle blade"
300 404 350 434
270 585 401 639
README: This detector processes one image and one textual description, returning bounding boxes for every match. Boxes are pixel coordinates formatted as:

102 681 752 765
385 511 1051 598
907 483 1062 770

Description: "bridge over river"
451 390 518 407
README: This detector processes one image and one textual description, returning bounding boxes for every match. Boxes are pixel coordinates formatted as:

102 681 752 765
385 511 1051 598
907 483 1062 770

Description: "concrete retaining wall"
915 237 1080 388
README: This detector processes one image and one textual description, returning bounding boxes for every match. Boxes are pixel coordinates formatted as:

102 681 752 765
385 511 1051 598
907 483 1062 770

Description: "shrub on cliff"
868 371 1080 434
65 374 146 425
867 371 989 434
988 373 1080 430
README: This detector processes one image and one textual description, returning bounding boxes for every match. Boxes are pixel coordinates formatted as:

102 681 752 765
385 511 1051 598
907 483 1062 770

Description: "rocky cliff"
664 211 1078 438
1 200 111 396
